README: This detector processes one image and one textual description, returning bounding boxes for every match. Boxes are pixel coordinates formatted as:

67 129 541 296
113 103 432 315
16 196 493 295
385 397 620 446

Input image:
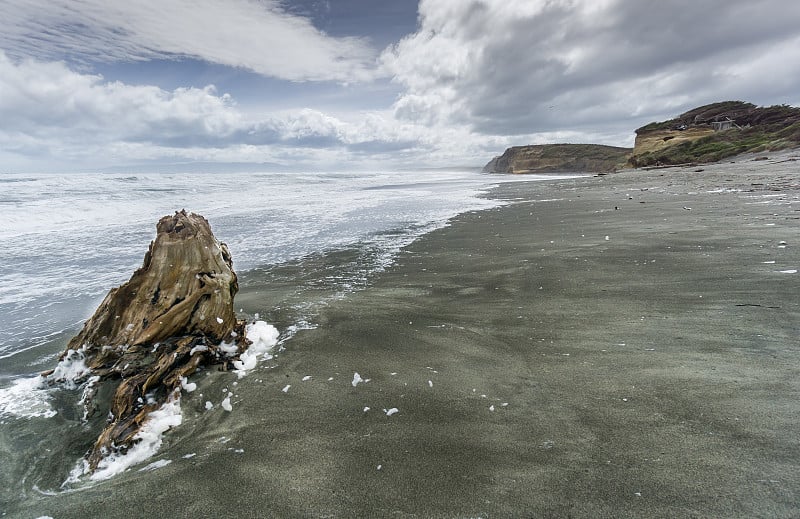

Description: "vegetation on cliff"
629 101 800 167
483 143 632 174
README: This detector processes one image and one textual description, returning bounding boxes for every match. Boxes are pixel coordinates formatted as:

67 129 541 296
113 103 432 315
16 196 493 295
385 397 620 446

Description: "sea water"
0 168 569 509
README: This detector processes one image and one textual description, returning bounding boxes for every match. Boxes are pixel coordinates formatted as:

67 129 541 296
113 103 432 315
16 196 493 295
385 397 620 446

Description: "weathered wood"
48 210 249 471
66 210 238 354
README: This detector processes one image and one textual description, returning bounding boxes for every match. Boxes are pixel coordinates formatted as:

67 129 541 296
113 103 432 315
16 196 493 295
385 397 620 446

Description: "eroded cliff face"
483 143 631 174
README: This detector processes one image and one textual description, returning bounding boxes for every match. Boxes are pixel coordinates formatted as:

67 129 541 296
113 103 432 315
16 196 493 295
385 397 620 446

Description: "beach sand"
14 153 800 518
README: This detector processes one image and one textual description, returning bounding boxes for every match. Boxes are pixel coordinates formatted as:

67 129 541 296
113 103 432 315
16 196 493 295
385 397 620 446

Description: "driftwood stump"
46 210 249 471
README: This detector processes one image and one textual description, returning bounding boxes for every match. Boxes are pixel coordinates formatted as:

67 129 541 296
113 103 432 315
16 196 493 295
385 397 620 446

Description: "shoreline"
10 155 800 518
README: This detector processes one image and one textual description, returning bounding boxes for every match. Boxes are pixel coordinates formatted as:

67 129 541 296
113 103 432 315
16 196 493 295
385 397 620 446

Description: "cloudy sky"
1 0 799 172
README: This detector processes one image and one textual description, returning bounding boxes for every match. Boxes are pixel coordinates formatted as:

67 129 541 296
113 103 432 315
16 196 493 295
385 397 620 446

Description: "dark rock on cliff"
483 143 632 174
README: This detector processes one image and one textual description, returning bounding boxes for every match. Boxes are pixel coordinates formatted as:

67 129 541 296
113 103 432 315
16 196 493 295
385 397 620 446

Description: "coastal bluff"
629 100 800 167
483 143 631 174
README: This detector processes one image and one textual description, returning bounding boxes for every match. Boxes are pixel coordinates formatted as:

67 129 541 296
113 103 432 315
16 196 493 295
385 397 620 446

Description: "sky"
1 0 799 173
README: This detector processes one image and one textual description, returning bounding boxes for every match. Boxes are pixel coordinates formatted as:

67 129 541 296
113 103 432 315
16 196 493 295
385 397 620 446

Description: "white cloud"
0 51 449 170
382 0 800 137
0 49 633 171
0 0 378 82
0 51 242 143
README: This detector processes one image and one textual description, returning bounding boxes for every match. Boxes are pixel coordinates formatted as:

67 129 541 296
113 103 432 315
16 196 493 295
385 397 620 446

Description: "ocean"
0 169 571 510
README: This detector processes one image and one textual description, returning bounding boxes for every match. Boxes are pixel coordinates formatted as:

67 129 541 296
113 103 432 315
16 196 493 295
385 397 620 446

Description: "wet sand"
15 153 800 518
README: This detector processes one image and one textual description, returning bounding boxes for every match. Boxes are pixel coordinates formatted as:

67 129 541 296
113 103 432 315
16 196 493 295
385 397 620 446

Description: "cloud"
0 51 436 169
0 0 378 82
0 49 631 171
382 0 800 137
0 51 242 143
7 0 800 171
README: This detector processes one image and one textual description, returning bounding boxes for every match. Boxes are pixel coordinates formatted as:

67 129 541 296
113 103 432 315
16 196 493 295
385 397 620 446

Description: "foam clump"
89 394 182 481
246 320 280 350
221 393 233 411
46 348 92 389
233 320 279 378
180 377 197 392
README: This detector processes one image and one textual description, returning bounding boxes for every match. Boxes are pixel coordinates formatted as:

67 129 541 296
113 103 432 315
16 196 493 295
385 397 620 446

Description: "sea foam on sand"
87 393 183 481
232 320 280 378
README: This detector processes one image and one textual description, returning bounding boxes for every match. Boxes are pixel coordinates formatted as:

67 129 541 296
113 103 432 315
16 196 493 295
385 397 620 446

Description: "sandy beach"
13 153 800 518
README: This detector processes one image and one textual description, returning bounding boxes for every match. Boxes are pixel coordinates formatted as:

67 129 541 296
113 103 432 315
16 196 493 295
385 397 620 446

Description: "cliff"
483 143 632 174
629 101 800 167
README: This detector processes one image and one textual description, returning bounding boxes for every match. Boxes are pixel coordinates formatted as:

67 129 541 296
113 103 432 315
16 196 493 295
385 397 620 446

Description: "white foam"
384 408 399 416
180 377 197 392
352 372 363 387
62 459 89 488
189 344 209 356
221 394 233 412
232 321 279 378
218 341 239 357
0 375 55 420
89 393 183 481
245 320 280 350
78 375 101 421
46 348 92 389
